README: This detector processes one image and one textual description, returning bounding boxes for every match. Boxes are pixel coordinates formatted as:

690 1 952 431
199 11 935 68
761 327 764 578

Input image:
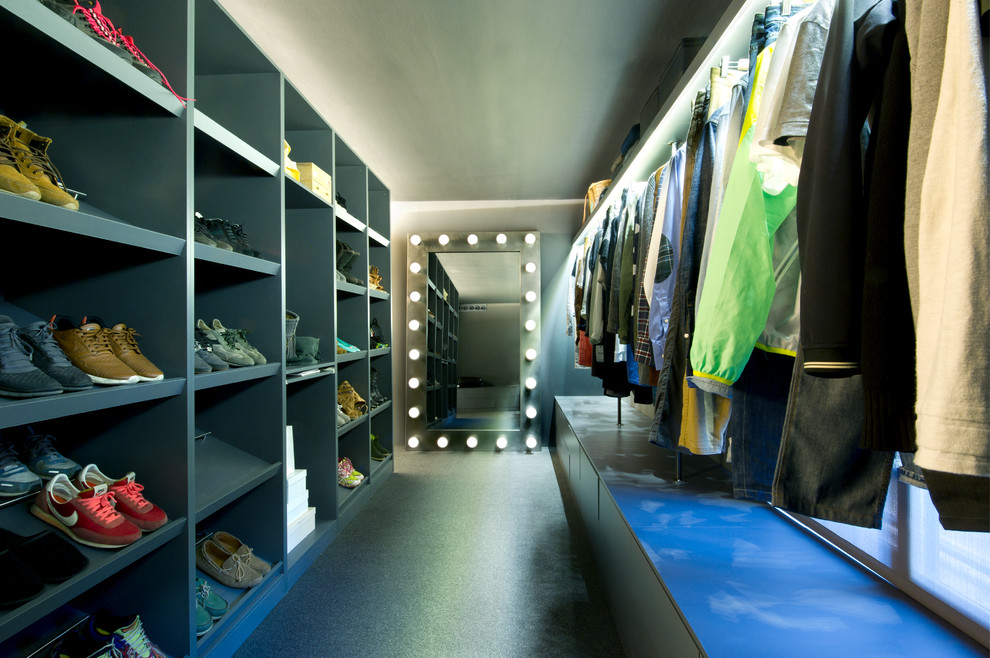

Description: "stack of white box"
286 426 316 552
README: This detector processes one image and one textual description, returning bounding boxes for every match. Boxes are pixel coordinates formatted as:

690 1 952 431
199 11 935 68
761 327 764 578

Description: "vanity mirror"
405 231 541 451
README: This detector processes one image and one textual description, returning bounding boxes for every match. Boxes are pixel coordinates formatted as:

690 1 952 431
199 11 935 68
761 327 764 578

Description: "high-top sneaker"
0 315 63 398
211 319 266 365
51 316 139 385
0 116 41 200
10 124 79 210
203 218 234 251
193 212 218 247
229 223 262 258
17 319 93 392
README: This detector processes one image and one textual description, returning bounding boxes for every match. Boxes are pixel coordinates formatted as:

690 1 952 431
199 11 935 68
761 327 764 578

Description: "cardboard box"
287 506 316 552
297 162 332 204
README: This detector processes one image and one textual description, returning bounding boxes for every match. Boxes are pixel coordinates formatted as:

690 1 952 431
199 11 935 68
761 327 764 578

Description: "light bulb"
525 320 536 331
526 435 538 450
408 378 420 389
526 406 537 419
437 436 448 449
525 377 537 390
525 291 537 302
496 233 507 244
410 291 421 302
466 436 478 449
407 436 419 448
410 234 421 245
525 349 537 361
525 262 536 273
525 233 536 244
409 320 420 331
467 234 478 245
409 349 420 360
408 407 420 418
438 234 449 245
496 436 507 450
410 262 421 273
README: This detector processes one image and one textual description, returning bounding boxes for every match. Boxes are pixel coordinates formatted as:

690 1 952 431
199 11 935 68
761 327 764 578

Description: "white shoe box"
287 506 316 552
287 490 310 525
287 468 307 501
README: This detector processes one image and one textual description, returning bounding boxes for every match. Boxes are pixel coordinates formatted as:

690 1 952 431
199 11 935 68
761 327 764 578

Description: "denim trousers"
772 344 894 529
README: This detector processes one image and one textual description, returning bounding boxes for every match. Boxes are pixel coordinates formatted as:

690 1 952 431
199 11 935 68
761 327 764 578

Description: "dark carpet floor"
233 449 624 657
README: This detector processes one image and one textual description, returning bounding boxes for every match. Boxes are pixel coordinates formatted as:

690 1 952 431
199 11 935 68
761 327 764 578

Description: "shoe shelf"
193 111 280 178
337 351 365 364
192 363 280 391
368 227 389 247
285 363 336 384
0 501 185 643
370 347 391 358
193 433 281 524
336 281 367 296
0 0 186 118
370 401 392 420
334 206 366 232
285 176 335 210
193 243 282 275
337 415 367 436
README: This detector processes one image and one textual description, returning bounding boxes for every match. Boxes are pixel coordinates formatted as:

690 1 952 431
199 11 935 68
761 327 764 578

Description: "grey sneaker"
196 319 253 366
194 351 211 374
193 212 217 247
0 316 63 398
0 435 42 497
211 319 266 365
16 428 80 480
194 338 229 372
18 319 93 392
203 218 235 251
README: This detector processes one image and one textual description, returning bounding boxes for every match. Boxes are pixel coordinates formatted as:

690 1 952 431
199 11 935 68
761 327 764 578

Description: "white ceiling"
437 251 520 304
216 0 732 203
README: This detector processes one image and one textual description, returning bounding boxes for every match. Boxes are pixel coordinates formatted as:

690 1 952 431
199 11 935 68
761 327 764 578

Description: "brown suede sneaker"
11 124 79 211
51 316 138 385
102 322 164 382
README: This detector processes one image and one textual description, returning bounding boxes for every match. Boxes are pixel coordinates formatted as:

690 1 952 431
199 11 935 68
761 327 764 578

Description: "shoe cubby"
333 136 368 224
285 377 336 517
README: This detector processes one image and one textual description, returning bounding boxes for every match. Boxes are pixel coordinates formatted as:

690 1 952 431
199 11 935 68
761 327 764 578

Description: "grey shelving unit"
425 255 459 426
0 1 393 656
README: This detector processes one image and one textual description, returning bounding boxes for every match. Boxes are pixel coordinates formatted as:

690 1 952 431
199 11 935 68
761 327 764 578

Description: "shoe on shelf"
0 434 42 497
17 319 93 392
30 473 142 549
370 319 388 348
0 315 64 398
10 122 79 210
336 403 350 427
193 212 217 247
211 319 266 365
196 537 262 588
14 426 81 480
0 116 41 200
0 526 88 584
87 610 171 658
337 381 368 419
336 338 360 353
88 318 163 382
371 435 387 462
195 602 213 637
369 265 387 292
51 315 139 385
336 239 365 285
209 530 271 576
194 351 211 374
202 217 234 251
194 338 229 372
196 319 253 367
196 577 229 619
77 463 167 532
49 624 114 658
371 434 391 458
0 547 44 608
369 368 388 406
228 223 262 258
337 457 364 488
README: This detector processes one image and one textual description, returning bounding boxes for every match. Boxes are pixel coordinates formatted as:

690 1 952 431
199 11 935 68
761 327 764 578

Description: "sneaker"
337 457 364 488
30 473 142 548
193 212 217 247
196 537 262 588
0 435 42 497
370 319 388 348
194 338 228 372
87 610 171 658
336 403 349 427
211 319 266 365
371 434 392 458
90 319 164 381
196 577 229 619
49 626 115 658
209 530 271 576
336 338 360 353
51 315 139 385
0 316 63 398
195 602 213 637
194 351 211 374
203 217 235 251
17 319 93 392
16 427 81 480
77 463 167 532
11 122 79 210
228 223 262 258
0 116 41 200
196 319 253 366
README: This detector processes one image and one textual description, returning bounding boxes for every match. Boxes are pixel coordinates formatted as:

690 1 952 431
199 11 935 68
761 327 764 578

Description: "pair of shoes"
370 319 388 349
337 457 364 488
336 337 360 353
337 381 368 419
194 577 228 636
80 609 171 657
0 526 88 608
51 315 163 385
0 315 92 398
0 425 80 496
196 213 262 258
0 115 79 210
38 0 187 107
336 403 350 427
195 319 265 367
368 265 387 292
196 531 271 589
371 434 391 461
194 337 228 374
31 464 167 548
369 368 389 407
336 240 365 285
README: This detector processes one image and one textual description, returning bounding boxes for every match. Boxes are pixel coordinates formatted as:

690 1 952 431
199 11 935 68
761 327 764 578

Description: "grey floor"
234 449 624 658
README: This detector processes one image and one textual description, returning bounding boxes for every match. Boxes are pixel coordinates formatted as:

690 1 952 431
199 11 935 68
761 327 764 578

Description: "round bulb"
525 233 536 244
408 407 420 419
408 378 420 389
409 320 420 331
525 320 536 332
525 377 537 390
525 291 537 302
525 349 537 361
438 234 449 245
526 406 537 419
525 262 537 273
410 262 421 273
409 349 420 360
407 436 420 448
467 234 478 245
496 233 507 244
437 436 449 449
409 291 421 302
466 436 478 449
496 436 508 450
410 234 421 245
526 435 538 450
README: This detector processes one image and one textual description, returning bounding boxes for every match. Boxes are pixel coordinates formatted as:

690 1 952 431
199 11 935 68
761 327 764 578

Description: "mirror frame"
404 231 541 451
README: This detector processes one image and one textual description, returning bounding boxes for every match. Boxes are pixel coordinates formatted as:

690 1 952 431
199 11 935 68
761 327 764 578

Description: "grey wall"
459 303 520 386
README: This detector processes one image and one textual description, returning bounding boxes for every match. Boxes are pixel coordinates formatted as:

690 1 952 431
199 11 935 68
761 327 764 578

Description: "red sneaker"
31 473 141 548
77 464 167 532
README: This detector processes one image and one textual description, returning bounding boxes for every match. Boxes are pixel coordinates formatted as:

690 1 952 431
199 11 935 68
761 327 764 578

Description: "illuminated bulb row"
405 434 539 450
409 233 536 246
